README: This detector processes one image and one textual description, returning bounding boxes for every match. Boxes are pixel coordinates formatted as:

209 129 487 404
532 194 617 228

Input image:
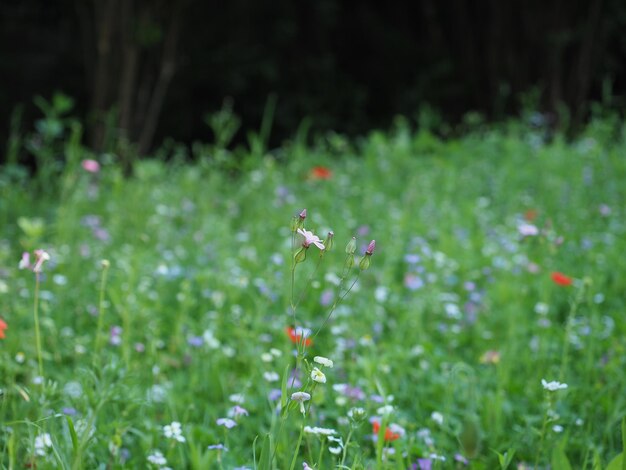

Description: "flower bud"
294 247 307 264
359 255 370 270
324 231 334 251
365 240 376 256
101 259 110 269
345 237 356 254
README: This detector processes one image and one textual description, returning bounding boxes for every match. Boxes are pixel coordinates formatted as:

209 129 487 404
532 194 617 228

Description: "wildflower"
311 367 326 383
479 350 501 364
19 252 30 270
416 458 432 470
34 433 53 456
552 425 564 433
303 462 314 470
208 443 229 451
518 223 539 237
297 229 325 250
163 421 186 442
329 446 342 455
81 159 101 173
229 405 249 418
33 250 51 273
430 411 444 425
372 420 402 442
286 326 312 347
0 318 7 339
304 426 336 436
365 240 376 255
314 356 334 368
263 371 280 382
310 166 332 180
291 391 311 414
551 272 573 286
359 240 375 270
229 393 245 404
216 418 237 429
147 450 168 466
347 407 366 422
541 379 568 391
299 209 307 221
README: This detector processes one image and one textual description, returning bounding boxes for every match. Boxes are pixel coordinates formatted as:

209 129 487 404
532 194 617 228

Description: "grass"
0 115 625 469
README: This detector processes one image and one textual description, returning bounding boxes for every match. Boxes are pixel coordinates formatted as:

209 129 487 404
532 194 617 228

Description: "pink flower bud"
299 209 307 220
365 240 376 256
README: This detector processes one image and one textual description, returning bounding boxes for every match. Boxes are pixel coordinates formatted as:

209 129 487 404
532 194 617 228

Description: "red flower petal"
310 166 332 180
551 272 573 286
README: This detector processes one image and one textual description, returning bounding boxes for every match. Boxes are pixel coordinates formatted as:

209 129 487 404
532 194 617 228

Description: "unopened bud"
359 255 370 270
101 259 110 269
345 254 354 270
345 237 356 254
325 231 334 251
299 209 307 220
365 240 376 256
294 247 307 264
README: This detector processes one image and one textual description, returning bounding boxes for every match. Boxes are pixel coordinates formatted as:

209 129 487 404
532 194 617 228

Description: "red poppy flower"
310 166 332 180
0 318 7 339
551 272 573 286
285 326 312 347
372 420 401 442
525 209 538 221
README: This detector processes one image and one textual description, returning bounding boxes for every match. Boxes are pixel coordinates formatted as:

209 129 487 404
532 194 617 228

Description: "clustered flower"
163 421 185 442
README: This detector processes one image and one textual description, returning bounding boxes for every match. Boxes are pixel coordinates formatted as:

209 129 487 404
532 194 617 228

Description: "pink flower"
33 250 51 273
365 240 376 255
81 159 100 173
518 223 539 237
297 229 325 250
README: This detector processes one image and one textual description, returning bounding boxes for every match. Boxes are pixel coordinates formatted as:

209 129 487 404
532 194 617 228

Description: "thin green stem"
340 428 354 467
33 273 43 378
289 419 306 470
94 261 110 361
313 273 360 340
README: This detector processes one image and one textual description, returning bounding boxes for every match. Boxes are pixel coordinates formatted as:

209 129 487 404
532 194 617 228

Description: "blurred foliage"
0 0 626 158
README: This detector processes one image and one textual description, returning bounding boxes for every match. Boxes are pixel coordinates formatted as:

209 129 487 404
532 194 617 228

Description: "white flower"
553 425 564 433
34 433 53 456
229 393 245 404
313 356 334 368
541 379 568 391
431 411 444 425
311 367 327 384
376 405 394 416
263 371 280 382
518 223 539 237
297 229 325 250
291 391 311 414
163 421 186 442
147 450 168 466
304 426 336 436
329 446 342 455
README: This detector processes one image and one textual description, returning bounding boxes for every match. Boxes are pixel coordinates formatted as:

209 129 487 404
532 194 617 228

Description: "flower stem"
33 272 43 378
94 261 110 360
289 418 306 470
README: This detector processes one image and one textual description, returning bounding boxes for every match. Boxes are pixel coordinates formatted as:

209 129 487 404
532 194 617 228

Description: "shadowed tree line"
1 0 625 160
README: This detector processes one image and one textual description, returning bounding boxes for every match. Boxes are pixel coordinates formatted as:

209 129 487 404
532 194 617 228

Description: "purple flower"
404 274 424 290
208 443 228 451
187 336 204 348
417 459 432 470
229 405 249 418
216 418 237 429
268 389 282 401
320 289 334 307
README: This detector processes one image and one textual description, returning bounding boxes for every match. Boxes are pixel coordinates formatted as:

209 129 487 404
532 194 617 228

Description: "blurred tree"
75 0 185 163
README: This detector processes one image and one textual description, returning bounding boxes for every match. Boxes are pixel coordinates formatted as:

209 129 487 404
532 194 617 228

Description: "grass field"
1 116 625 469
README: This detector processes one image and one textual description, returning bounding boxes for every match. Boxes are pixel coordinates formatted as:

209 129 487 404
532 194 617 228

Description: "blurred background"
1 0 625 160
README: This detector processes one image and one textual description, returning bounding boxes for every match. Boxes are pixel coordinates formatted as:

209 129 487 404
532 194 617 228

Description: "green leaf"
66 416 79 454
551 445 572 470
492 448 515 470
606 453 623 470
256 433 272 470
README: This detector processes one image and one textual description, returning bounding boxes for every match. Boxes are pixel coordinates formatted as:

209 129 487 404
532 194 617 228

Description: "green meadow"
1 115 625 469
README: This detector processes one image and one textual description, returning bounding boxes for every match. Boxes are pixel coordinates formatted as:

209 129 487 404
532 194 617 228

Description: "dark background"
1 0 625 158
